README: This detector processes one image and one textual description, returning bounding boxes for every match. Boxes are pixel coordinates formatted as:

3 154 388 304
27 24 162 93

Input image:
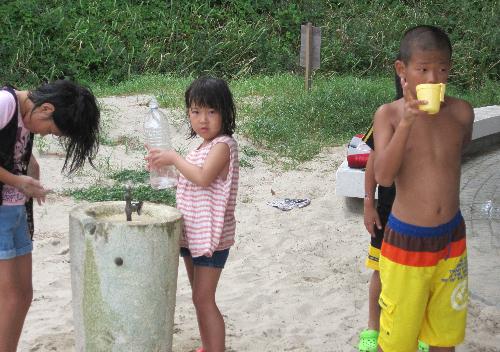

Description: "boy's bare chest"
404 117 464 162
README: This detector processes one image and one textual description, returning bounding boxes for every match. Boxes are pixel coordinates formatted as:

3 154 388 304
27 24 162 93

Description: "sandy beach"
18 95 500 352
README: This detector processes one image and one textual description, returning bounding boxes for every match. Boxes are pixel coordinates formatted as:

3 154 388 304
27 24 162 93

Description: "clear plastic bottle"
144 97 177 189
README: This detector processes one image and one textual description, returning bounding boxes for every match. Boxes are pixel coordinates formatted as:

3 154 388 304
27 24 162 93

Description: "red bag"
346 134 371 169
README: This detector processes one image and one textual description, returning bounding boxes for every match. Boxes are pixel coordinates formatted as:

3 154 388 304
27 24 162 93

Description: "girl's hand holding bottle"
143 97 178 189
145 146 178 170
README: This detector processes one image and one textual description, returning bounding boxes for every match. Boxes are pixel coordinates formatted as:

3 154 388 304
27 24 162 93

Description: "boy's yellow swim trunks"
378 211 467 352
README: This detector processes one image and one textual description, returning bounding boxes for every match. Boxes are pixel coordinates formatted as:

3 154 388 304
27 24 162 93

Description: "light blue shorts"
0 205 33 260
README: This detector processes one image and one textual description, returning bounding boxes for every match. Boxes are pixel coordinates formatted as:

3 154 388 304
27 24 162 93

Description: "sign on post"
300 23 321 91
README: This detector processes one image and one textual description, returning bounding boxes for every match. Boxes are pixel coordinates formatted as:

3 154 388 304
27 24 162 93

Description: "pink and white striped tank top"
176 135 239 257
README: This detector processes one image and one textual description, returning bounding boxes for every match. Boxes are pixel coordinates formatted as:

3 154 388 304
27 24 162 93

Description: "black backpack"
0 86 35 238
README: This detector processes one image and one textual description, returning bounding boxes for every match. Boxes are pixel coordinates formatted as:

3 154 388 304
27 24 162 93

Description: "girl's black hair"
399 25 452 64
184 77 236 138
394 25 452 101
28 80 100 173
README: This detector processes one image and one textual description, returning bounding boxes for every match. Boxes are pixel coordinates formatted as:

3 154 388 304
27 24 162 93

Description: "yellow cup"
416 83 446 115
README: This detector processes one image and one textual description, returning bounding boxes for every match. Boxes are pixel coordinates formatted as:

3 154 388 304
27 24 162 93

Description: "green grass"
66 73 499 203
92 74 192 108
91 73 499 162
239 145 261 169
110 169 149 183
240 75 393 160
3 1 498 88
66 169 176 206
245 74 499 160
447 79 500 108
67 184 176 206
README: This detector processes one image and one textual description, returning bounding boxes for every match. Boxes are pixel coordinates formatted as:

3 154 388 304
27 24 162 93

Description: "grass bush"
240 74 500 160
241 75 393 160
67 169 176 205
1 0 498 88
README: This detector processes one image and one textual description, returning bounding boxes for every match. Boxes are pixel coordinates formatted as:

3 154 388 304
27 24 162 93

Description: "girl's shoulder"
211 134 238 148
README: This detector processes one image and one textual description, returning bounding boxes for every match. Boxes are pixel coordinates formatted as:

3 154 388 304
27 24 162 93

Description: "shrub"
0 0 497 88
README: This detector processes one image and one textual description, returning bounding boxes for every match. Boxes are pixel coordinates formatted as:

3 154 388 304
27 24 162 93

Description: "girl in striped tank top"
145 77 238 352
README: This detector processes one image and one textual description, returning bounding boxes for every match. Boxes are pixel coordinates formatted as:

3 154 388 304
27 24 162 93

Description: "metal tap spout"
124 184 143 221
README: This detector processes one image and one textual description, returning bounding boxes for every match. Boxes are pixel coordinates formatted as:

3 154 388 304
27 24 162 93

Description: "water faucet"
124 183 143 221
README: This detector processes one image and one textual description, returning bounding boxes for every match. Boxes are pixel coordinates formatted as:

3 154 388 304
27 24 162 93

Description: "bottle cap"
149 97 159 109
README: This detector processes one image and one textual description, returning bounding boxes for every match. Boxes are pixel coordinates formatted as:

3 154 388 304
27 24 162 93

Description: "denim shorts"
180 247 230 268
0 205 33 260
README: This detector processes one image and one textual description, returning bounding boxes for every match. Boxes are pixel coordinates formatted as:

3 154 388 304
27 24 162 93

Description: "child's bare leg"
183 256 195 289
192 266 224 352
0 254 33 352
368 270 381 330
378 344 454 351
430 347 454 351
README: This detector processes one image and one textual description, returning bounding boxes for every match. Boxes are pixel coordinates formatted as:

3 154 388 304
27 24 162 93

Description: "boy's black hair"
399 25 452 64
184 77 236 138
28 80 100 173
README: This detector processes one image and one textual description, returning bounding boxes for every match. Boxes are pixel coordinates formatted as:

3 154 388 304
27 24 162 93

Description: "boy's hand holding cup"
401 78 430 126
416 83 446 115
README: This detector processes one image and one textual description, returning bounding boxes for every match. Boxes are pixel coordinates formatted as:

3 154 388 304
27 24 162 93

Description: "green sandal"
358 329 379 352
418 340 429 352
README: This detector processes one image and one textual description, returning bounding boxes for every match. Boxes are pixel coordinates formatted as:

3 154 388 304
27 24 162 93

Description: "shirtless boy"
373 25 474 352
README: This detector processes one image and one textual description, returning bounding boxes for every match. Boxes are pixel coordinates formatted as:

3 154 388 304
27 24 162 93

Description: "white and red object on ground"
346 134 371 169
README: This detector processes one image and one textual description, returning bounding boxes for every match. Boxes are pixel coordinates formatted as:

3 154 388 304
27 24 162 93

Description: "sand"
18 95 500 351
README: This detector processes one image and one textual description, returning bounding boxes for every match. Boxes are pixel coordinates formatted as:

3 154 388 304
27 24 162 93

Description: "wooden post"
300 23 320 91
304 22 313 91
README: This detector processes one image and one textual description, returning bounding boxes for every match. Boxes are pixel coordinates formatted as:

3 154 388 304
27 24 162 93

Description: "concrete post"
69 201 182 352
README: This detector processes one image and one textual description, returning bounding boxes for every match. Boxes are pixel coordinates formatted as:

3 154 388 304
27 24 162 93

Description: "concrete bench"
335 105 500 198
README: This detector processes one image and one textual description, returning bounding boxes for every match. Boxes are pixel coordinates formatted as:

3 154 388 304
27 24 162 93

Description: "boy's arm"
461 101 474 149
374 79 426 186
373 105 411 186
364 151 381 236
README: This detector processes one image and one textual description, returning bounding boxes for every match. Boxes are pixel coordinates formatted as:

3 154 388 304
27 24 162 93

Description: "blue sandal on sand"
358 329 378 352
